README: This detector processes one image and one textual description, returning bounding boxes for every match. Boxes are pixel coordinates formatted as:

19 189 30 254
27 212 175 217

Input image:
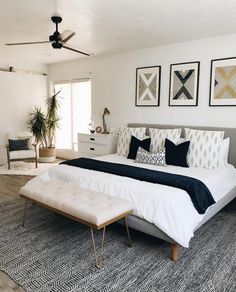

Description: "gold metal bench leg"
124 216 132 247
90 226 106 269
22 199 28 227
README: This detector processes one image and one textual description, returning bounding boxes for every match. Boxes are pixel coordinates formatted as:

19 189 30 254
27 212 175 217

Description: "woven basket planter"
39 147 56 163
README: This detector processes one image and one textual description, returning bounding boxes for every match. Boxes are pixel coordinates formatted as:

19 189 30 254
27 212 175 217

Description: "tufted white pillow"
117 127 146 156
149 128 181 153
185 128 224 169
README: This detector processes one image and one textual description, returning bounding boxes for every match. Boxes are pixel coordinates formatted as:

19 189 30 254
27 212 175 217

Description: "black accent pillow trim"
165 138 190 167
127 135 151 159
8 139 29 152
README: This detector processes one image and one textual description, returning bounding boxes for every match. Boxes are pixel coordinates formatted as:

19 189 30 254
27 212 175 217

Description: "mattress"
22 154 236 247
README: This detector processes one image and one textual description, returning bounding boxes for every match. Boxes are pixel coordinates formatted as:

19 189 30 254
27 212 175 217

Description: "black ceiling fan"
5 16 91 56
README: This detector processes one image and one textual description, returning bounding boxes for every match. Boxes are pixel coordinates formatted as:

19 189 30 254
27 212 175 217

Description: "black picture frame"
209 56 236 106
169 61 200 107
135 65 161 107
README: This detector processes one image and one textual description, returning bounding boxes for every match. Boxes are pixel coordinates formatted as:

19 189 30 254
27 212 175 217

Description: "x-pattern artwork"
136 66 161 106
214 66 236 99
210 57 236 106
169 62 200 106
173 69 195 100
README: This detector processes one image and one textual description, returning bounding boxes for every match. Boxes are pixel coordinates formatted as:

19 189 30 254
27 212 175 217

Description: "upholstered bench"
20 179 133 268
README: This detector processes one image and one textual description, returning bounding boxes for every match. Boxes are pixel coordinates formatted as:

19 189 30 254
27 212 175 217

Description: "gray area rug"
0 199 235 292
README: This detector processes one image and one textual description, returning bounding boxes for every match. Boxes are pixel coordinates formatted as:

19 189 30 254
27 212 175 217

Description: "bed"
20 124 236 261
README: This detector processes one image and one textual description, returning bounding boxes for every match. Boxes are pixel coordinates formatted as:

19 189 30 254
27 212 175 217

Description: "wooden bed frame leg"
170 243 179 262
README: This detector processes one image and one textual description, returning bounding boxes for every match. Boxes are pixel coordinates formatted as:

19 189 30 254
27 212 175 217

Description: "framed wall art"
209 57 236 106
169 61 200 106
135 66 161 106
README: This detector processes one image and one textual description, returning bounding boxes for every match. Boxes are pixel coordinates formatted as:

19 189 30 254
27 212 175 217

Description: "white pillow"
185 128 225 169
178 138 185 144
219 138 230 167
149 128 181 153
117 127 146 156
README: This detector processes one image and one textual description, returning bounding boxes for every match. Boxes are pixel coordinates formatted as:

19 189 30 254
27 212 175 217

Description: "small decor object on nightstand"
95 126 102 133
102 108 110 133
89 120 95 134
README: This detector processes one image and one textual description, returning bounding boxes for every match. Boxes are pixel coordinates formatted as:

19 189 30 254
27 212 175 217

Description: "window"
54 80 91 155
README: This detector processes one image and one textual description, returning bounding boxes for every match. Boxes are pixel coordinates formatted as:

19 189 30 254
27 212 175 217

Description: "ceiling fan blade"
62 44 90 56
5 41 50 46
60 30 76 43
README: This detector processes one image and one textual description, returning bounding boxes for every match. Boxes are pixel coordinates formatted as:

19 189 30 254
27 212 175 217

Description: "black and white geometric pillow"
135 147 167 166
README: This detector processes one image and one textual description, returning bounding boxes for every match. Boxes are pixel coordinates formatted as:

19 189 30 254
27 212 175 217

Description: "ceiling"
1 0 236 65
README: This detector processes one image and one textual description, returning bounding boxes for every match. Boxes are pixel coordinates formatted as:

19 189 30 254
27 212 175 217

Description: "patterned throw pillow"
117 127 146 156
18 135 34 150
185 128 225 169
135 147 166 166
149 128 181 153
8 139 29 151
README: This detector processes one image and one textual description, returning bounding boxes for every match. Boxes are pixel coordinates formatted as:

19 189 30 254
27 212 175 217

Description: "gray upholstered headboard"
128 123 236 167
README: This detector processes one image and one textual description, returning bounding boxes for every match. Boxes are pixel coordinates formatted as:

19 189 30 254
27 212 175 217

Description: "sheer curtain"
54 80 91 158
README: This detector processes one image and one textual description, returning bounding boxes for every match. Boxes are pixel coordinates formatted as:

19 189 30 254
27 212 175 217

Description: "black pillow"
127 135 151 159
8 139 29 151
165 138 190 167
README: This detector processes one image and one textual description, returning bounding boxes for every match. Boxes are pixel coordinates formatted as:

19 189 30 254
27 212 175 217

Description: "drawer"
78 143 110 156
78 134 110 146
78 152 97 158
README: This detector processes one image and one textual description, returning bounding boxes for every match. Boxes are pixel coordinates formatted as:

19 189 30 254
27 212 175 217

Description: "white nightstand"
78 133 118 158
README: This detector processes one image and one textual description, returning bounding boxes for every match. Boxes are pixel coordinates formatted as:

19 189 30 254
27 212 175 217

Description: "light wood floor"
0 175 32 292
0 175 32 202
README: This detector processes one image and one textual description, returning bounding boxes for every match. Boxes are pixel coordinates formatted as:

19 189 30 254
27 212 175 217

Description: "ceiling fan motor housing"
49 31 61 42
52 42 62 49
50 16 62 48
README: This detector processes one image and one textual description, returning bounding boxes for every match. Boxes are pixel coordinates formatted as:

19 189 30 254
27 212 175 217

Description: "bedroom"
0 0 236 291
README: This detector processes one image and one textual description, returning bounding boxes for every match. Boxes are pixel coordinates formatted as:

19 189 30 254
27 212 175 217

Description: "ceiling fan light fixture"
49 31 61 42
52 42 62 49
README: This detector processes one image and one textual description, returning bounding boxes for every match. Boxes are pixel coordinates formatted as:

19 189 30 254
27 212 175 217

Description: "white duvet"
23 154 236 247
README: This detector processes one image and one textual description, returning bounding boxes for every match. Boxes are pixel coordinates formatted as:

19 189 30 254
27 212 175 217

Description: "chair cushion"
20 180 133 226
10 150 36 160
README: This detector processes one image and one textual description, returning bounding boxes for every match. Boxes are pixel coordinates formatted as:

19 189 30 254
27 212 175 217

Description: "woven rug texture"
0 199 235 292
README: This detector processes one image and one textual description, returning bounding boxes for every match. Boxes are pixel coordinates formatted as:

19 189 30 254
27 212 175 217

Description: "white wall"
0 71 48 164
48 34 236 131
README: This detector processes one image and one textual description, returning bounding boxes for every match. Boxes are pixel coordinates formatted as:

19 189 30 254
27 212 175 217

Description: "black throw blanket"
61 158 215 214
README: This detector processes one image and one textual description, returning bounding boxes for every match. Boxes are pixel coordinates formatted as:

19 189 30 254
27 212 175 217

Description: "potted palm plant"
28 91 60 162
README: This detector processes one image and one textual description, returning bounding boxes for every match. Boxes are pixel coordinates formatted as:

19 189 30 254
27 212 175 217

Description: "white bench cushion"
20 179 133 226
10 150 35 159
